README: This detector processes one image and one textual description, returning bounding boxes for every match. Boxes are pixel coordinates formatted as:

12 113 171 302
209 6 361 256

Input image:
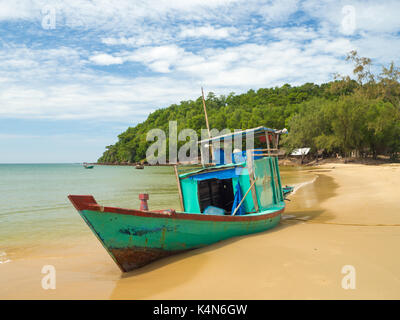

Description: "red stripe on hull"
68 195 284 222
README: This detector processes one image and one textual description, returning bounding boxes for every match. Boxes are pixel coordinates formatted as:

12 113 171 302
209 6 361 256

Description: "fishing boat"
135 164 144 169
83 163 94 169
69 126 293 272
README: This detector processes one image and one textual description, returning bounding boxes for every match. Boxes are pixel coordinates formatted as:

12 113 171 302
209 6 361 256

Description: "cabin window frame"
197 178 235 214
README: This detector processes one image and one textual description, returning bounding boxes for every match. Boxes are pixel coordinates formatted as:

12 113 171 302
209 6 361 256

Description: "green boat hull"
69 195 284 272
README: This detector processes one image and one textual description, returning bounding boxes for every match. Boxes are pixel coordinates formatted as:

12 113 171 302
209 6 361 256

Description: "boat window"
197 178 234 214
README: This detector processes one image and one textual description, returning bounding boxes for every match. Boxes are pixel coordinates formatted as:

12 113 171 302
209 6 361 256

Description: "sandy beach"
1 163 400 299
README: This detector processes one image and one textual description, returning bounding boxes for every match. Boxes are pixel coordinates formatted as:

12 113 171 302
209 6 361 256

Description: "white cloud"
93 34 354 89
89 45 192 72
0 0 399 123
102 36 157 47
0 35 355 121
0 75 200 120
89 54 123 66
0 0 243 26
0 45 199 120
0 0 35 20
1 0 399 37
179 25 236 39
302 0 400 34
124 45 187 73
353 33 400 62
258 0 300 22
268 27 318 41
172 40 352 87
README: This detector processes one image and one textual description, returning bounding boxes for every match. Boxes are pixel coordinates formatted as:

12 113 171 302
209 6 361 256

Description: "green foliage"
98 52 400 163
282 98 335 154
284 52 400 159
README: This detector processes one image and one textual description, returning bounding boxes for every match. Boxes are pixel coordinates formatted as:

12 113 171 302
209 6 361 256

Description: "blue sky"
0 0 399 163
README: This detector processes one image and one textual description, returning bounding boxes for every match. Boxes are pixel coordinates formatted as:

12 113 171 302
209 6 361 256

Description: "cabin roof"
179 161 245 179
198 126 286 144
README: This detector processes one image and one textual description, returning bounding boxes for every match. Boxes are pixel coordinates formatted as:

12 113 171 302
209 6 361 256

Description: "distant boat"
69 127 293 272
135 164 144 169
83 163 94 169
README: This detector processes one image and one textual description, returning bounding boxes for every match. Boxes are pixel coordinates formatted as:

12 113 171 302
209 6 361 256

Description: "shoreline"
92 157 399 167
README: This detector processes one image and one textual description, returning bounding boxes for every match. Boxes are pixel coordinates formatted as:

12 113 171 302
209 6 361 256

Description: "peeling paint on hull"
68 195 284 272
110 247 189 272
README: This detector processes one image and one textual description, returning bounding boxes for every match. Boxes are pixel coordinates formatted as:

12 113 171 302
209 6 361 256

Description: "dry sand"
1 163 400 299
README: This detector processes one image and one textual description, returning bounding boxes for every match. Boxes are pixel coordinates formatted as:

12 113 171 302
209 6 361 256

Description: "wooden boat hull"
68 195 284 272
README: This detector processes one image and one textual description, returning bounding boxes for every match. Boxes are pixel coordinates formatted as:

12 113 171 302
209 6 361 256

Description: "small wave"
290 176 318 195
0 203 71 217
0 251 11 264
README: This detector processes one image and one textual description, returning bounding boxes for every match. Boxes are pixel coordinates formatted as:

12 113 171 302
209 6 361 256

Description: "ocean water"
0 164 313 264
0 164 181 262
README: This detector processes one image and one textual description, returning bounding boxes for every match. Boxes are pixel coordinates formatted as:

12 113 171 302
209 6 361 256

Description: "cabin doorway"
198 178 234 213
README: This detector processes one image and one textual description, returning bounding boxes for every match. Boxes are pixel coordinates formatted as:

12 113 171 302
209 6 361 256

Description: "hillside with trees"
98 52 400 164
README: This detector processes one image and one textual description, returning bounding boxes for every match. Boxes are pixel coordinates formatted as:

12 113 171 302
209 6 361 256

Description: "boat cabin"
175 127 287 216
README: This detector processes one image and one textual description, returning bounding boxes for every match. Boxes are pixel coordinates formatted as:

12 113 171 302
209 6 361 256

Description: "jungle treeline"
98 51 400 163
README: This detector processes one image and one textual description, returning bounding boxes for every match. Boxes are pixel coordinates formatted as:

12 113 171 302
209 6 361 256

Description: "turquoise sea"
0 164 181 262
0 164 311 265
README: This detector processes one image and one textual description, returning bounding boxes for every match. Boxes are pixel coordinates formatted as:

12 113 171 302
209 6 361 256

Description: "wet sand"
1 163 400 299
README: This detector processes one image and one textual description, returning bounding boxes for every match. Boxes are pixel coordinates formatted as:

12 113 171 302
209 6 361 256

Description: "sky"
0 0 399 163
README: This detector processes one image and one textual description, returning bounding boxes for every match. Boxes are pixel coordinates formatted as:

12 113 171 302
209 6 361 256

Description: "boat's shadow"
118 173 337 278
108 208 325 299
123 209 326 278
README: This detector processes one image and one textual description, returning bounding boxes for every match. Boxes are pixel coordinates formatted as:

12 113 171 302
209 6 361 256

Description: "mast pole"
266 130 271 157
174 165 184 212
201 87 211 138
201 87 213 164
